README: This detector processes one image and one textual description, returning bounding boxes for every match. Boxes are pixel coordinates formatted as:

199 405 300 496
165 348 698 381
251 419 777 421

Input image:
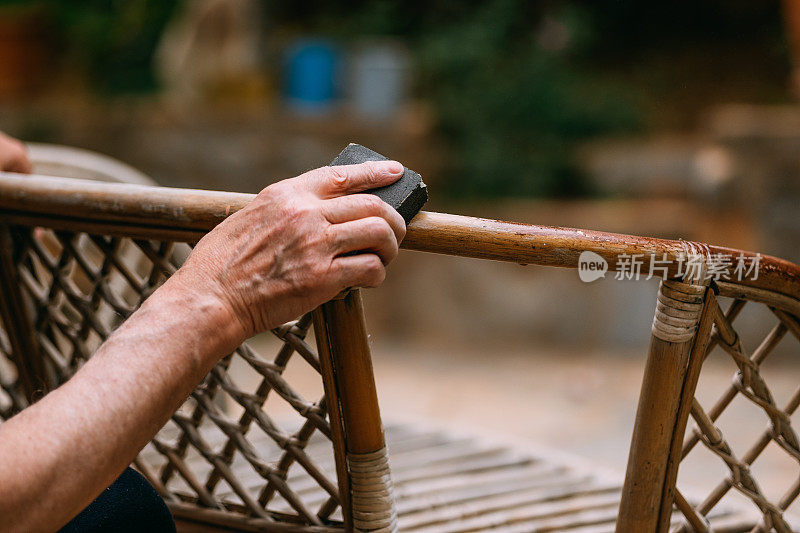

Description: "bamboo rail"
2 173 799 302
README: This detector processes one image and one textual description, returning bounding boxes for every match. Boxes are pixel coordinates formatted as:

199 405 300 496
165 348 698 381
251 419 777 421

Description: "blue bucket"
283 38 339 113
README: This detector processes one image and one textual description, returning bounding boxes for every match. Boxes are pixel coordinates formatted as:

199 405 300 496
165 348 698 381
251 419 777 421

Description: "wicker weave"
0 225 344 529
671 290 800 532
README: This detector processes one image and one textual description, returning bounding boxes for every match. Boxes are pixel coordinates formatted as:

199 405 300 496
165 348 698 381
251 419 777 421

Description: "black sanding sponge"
330 143 428 224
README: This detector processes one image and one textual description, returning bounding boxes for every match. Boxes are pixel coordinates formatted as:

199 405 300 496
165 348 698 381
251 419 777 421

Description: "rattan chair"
2 150 800 532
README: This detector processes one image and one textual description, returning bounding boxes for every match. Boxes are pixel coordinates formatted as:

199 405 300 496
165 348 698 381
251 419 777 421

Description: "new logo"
578 251 608 282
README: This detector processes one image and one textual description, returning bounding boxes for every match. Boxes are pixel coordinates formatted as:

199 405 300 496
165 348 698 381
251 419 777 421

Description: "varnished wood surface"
313 291 385 455
2 173 799 304
313 307 354 532
0 173 251 230
616 329 697 532
654 291 717 532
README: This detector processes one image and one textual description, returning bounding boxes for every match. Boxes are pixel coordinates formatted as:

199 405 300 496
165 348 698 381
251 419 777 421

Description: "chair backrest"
26 143 157 185
619 273 800 532
2 163 800 532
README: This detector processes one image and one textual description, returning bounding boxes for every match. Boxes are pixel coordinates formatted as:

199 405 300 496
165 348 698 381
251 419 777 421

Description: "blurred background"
3 0 800 502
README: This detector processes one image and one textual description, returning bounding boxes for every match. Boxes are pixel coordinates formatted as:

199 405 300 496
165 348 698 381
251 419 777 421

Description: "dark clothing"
59 467 175 532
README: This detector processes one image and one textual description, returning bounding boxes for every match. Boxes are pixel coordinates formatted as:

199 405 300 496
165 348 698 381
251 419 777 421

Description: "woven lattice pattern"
674 294 800 532
0 316 27 419
0 225 342 527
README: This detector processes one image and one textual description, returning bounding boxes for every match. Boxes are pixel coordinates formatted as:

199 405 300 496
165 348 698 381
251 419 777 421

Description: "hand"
0 131 32 173
173 161 407 343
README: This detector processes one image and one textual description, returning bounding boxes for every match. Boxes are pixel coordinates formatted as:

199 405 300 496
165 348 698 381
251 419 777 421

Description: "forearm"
0 274 241 532
0 159 404 531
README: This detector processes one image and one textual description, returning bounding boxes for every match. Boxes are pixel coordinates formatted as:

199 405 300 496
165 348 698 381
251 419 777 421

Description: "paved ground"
371 339 800 520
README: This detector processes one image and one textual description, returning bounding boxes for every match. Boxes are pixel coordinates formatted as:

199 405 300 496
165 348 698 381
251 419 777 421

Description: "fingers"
321 194 406 244
0 134 32 174
5 153 33 174
329 216 399 265
301 161 403 198
332 253 386 289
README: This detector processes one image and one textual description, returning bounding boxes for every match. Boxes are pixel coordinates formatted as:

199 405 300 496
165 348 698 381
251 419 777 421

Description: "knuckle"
316 257 334 276
383 221 396 241
365 253 383 271
365 257 386 286
327 167 348 190
362 162 379 182
256 184 273 199
387 235 400 253
364 217 389 236
304 265 326 288
360 194 383 212
383 247 398 265
322 224 340 249
327 261 346 284
283 200 313 222
377 220 395 242
296 200 315 216
257 181 285 201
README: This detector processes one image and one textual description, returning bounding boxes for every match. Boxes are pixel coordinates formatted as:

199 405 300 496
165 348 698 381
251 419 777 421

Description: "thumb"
301 161 404 198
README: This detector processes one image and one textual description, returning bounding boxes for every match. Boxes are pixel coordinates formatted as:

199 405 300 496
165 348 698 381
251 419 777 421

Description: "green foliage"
52 0 180 94
0 0 42 7
0 0 178 94
415 0 640 197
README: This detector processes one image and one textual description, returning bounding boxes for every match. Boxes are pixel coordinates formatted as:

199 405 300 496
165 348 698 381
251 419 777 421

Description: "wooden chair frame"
3 170 800 532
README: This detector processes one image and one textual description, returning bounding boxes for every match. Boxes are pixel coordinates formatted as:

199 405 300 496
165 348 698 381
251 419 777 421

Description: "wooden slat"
155 420 761 532
399 484 620 530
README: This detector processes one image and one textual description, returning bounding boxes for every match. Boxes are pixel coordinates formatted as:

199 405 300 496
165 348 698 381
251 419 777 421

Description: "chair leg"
617 279 711 532
314 290 398 533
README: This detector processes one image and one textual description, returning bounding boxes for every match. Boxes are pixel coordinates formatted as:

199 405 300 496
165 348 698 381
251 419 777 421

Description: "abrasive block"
330 143 428 224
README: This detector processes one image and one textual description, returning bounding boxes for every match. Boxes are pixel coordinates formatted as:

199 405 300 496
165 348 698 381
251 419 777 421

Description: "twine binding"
347 446 398 533
652 278 706 343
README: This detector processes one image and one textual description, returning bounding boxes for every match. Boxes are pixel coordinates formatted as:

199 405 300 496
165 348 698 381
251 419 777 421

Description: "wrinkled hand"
0 131 32 173
175 161 406 343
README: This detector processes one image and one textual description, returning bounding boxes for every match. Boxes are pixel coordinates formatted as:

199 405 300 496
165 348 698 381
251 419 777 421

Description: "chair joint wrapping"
347 446 398 533
652 278 706 343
